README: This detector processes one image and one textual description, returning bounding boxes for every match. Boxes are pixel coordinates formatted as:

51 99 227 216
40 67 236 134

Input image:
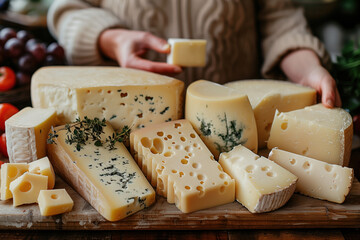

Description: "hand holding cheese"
167 39 207 67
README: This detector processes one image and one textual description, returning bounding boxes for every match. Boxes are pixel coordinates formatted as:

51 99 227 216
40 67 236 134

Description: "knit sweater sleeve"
47 0 122 66
258 0 331 79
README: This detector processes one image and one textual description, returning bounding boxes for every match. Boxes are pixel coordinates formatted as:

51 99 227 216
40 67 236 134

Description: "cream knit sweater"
47 0 330 85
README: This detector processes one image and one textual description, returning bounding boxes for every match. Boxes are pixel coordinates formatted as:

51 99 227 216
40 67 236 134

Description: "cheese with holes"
29 157 55 189
219 145 297 213
1 163 28 200
9 172 48 206
31 66 184 131
5 107 56 163
47 123 155 221
267 104 353 166
185 80 257 159
225 80 316 148
269 148 353 203
167 38 207 67
130 119 235 213
38 189 74 216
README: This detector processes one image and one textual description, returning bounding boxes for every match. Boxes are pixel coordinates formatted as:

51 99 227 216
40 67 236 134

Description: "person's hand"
99 29 182 74
280 49 341 108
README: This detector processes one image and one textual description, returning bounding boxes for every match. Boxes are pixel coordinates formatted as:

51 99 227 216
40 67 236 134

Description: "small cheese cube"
37 189 74 216
167 38 207 67
29 157 56 189
9 172 48 207
1 163 28 200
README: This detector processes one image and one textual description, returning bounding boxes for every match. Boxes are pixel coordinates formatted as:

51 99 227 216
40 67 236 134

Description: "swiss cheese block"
219 145 297 213
37 189 74 216
225 80 316 148
29 157 56 189
267 104 353 166
130 119 235 213
5 107 56 163
47 123 155 221
167 38 207 67
1 163 28 200
185 80 257 158
31 66 184 131
269 148 353 203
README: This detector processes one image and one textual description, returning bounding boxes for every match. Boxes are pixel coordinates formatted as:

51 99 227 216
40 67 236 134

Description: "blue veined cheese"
31 66 184 131
185 80 257 159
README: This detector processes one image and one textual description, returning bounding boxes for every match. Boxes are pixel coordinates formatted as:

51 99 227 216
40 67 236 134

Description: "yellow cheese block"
29 157 56 189
167 38 207 67
1 163 28 200
37 189 74 216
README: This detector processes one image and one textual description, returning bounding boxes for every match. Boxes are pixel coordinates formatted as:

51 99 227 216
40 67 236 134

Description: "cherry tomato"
354 114 360 136
0 66 16 91
0 160 5 167
0 103 19 131
0 133 7 158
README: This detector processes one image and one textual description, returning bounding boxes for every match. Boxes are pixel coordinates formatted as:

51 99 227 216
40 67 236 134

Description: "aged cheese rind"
37 189 74 216
29 157 56 189
167 38 206 67
185 80 258 159
1 163 28 200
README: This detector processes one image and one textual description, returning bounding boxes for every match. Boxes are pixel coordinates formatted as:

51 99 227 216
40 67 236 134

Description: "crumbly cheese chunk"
1 163 28 200
167 38 207 67
29 157 56 189
37 189 74 216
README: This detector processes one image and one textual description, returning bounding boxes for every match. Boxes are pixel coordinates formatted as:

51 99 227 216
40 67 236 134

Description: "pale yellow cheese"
5 107 56 163
167 39 207 67
1 163 28 200
37 189 74 216
219 145 297 213
225 80 316 148
130 119 235 213
268 148 353 203
185 80 258 159
267 104 353 166
29 157 56 189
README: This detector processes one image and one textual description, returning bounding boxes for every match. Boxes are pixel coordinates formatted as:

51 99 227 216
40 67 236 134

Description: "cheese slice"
47 123 155 221
268 148 353 203
130 119 235 213
37 189 74 216
1 163 28 200
29 157 56 189
31 66 184 131
5 107 56 163
219 145 297 213
225 80 316 148
167 38 207 67
185 80 257 158
9 172 48 207
267 104 353 166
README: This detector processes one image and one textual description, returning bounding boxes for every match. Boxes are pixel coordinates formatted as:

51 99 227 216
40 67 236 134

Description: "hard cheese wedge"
225 80 316 148
185 80 257 159
219 145 297 213
267 104 353 166
1 163 28 200
130 119 235 213
47 123 155 221
5 107 56 163
31 66 184 131
167 38 207 67
38 189 74 216
29 157 56 189
268 148 353 203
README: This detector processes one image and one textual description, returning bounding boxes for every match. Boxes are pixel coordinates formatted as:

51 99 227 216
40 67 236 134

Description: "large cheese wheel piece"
167 38 207 67
130 119 235 213
225 80 316 148
219 145 297 213
5 107 56 163
269 148 353 203
267 104 353 166
1 163 28 200
31 66 184 131
47 123 155 221
185 80 257 158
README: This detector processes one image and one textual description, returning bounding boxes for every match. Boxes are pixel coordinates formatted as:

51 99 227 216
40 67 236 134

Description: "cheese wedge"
219 145 297 213
167 38 207 67
225 80 316 148
38 189 74 216
29 157 56 189
130 119 235 213
5 107 56 163
267 104 353 166
268 148 353 203
1 163 28 200
185 80 258 158
47 123 155 221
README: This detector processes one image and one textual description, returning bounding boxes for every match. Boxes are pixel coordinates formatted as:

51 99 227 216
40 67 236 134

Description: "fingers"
320 76 338 108
125 54 182 74
142 33 170 54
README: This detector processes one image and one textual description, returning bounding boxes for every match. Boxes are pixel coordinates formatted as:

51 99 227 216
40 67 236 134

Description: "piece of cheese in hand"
130 119 235 213
37 189 74 216
29 157 55 189
267 104 353 166
225 80 316 148
1 163 28 200
31 67 184 131
47 123 155 221
167 38 207 67
9 172 48 207
5 107 56 163
219 145 297 213
268 148 353 203
185 80 258 158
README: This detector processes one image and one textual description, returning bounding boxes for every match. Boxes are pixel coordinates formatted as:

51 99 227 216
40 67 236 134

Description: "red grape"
4 38 24 59
0 27 16 46
45 55 64 66
0 45 4 65
27 42 46 63
25 38 38 50
16 71 31 87
17 30 33 44
18 54 37 73
47 42 65 60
